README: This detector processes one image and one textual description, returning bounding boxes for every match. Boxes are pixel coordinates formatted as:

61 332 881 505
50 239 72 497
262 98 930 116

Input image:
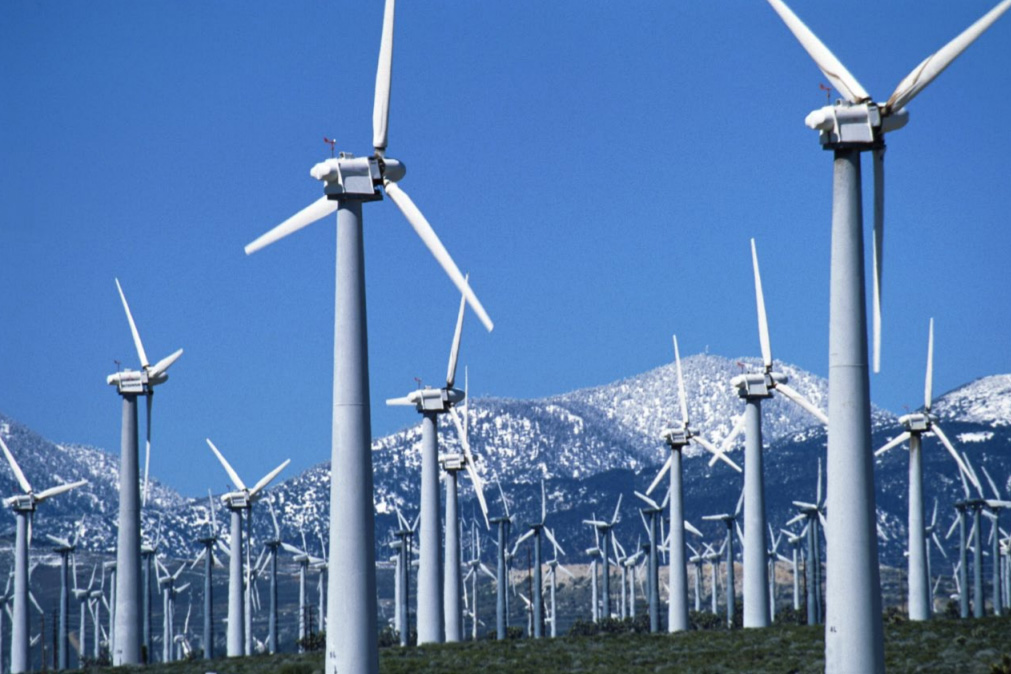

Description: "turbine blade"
925 318 935 411
981 465 1002 500
634 490 660 511
611 493 623 525
148 348 183 380
383 179 494 332
143 394 152 508
708 416 745 468
694 434 743 473
673 334 689 425
540 479 547 524
446 280 467 388
776 383 829 426
543 527 565 556
205 439 247 491
816 457 823 505
386 396 415 406
244 197 339 256
874 431 911 457
249 459 290 498
750 239 773 370
372 0 395 154
871 147 884 374
0 435 32 495
932 425 980 494
35 480 87 503
646 455 673 496
114 278 150 368
684 520 703 537
886 0 1011 113
764 0 871 104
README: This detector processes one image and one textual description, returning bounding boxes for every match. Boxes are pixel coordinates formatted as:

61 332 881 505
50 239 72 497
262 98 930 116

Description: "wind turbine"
510 480 563 639
583 496 623 621
282 529 324 650
389 507 417 646
979 465 1011 616
703 490 744 629
701 541 725 615
206 438 289 656
636 493 665 632
262 497 283 654
0 436 86 674
542 527 571 639
462 519 495 641
765 0 1011 669
648 334 742 633
192 490 223 660
787 458 827 625
46 522 81 671
489 477 515 639
709 240 829 629
779 526 807 613
71 564 93 667
106 279 182 666
243 0 494 669
875 318 980 620
156 560 189 663
387 288 487 644
140 518 163 663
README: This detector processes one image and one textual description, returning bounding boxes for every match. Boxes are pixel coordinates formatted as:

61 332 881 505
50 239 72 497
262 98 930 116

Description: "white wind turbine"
243 0 493 667
764 1 1011 669
387 303 488 644
786 457 827 625
875 318 980 620
706 240 828 629
206 438 289 657
510 480 563 639
0 435 86 674
106 279 182 666
703 490 745 629
282 528 325 651
583 496 623 621
647 334 741 633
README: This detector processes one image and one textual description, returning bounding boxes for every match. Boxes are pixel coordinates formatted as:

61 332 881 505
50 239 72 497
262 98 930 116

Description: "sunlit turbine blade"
250 459 291 498
886 0 1011 113
931 425 980 494
540 479 547 524
776 383 829 426
750 239 773 370
872 147 884 374
205 439 247 491
925 318 935 411
543 527 565 556
874 431 911 457
143 394 152 508
372 0 395 154
981 465 1002 500
694 434 743 473
0 435 32 495
244 197 339 256
673 334 689 425
646 455 673 496
735 489 744 517
611 493 623 525
634 490 660 511
464 462 490 529
35 480 87 503
816 457 823 505
148 349 183 380
764 0 871 104
684 520 703 537
115 278 150 368
383 179 494 332
708 416 745 467
793 501 819 510
446 280 467 388
386 396 415 406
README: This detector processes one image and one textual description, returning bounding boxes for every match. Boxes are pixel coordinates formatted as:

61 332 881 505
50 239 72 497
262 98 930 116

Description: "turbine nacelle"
309 153 406 201
439 453 466 471
804 102 909 148
3 494 36 512
221 492 250 510
106 368 160 394
898 411 933 433
731 371 786 399
661 423 690 447
392 386 464 413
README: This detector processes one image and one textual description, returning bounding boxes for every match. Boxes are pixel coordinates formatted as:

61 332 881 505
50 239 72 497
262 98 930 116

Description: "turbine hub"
898 412 932 432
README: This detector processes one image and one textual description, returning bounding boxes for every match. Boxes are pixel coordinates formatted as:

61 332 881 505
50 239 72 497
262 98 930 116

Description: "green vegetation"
69 614 1011 674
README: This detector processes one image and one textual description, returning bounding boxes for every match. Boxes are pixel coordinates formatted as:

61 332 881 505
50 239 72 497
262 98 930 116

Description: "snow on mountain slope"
933 374 1011 427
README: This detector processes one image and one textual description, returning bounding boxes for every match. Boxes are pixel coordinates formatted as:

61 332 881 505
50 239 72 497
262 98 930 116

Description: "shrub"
991 654 1011 674
298 629 327 652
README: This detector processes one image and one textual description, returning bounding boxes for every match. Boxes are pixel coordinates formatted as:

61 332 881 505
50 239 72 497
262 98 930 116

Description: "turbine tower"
206 438 289 657
192 491 222 660
764 1 1011 669
787 458 827 625
46 523 81 672
489 478 515 640
647 334 742 632
0 436 86 674
243 0 493 668
875 319 980 620
106 279 182 666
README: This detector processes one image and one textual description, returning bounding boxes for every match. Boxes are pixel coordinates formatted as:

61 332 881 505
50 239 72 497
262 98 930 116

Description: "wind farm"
3 1 1011 674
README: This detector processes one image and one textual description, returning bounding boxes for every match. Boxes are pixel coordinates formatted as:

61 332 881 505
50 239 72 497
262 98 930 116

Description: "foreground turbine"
244 1 493 670
764 1 1011 670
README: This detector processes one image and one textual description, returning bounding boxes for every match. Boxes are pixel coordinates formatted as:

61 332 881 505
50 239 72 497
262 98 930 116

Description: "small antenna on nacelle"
323 137 336 158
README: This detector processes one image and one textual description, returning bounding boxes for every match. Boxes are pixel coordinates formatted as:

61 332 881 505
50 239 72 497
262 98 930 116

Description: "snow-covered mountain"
0 355 1007 570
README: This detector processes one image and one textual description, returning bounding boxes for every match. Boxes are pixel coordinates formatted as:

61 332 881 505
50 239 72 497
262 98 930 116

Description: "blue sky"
2 1 1010 497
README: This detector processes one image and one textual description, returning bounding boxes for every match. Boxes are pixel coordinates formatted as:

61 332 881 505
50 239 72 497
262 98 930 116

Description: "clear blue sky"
3 1 1010 497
